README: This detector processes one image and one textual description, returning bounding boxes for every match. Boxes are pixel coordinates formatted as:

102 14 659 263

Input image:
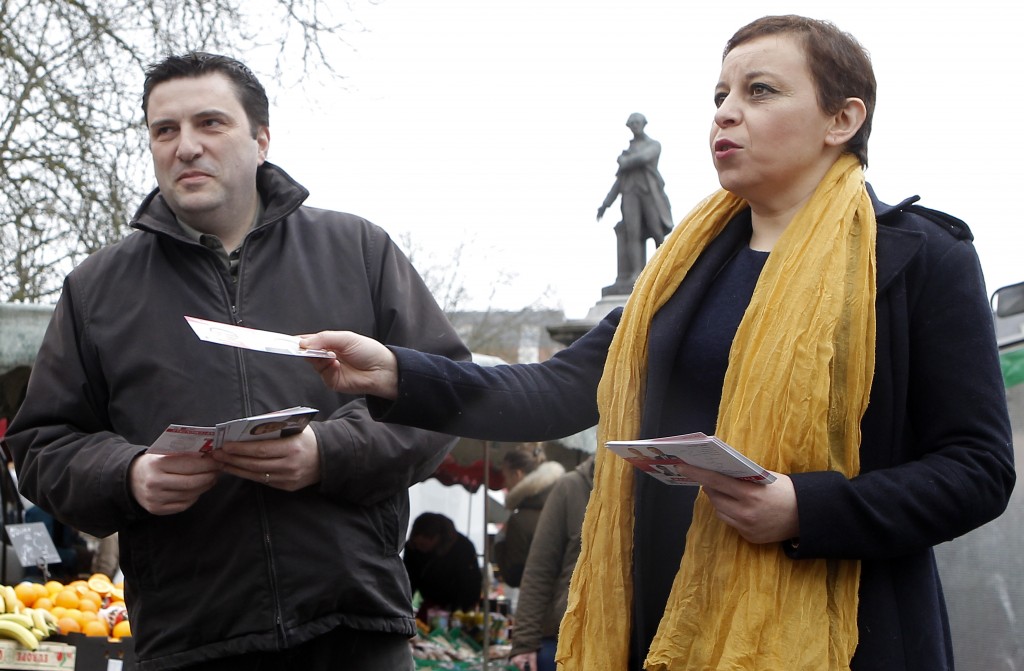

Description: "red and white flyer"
606 432 776 485
148 406 318 454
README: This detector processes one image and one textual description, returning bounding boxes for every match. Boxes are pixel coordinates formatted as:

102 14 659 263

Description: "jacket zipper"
218 240 288 648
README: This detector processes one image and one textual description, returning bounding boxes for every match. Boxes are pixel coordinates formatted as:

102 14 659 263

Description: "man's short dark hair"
142 52 270 138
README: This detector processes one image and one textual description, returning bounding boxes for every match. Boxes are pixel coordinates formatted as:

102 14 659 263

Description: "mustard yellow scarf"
556 154 876 671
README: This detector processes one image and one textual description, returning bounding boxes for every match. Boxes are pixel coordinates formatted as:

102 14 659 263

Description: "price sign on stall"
5 522 61 567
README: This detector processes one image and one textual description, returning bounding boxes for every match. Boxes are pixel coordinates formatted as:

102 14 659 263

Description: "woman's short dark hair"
724 15 876 167
141 52 269 139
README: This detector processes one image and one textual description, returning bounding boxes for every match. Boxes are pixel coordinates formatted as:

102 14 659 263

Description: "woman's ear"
826 97 867 147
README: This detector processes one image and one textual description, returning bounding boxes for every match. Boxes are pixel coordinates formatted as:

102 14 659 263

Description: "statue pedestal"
546 294 628 347
544 293 627 455
602 279 635 298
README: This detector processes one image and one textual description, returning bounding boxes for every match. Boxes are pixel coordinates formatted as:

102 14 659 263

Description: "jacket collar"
505 461 565 510
130 162 310 239
867 182 919 219
868 183 925 293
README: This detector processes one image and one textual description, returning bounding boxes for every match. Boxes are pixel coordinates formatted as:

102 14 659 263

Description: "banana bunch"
0 585 57 651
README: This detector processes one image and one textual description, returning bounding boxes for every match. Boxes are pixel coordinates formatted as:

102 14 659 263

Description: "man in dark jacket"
3 52 468 671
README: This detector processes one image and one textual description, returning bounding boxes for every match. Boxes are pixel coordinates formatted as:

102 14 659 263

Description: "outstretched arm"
300 331 399 400
302 308 622 443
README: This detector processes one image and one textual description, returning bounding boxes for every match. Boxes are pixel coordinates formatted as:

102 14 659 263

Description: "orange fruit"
68 580 89 595
54 589 79 609
57 617 81 635
111 620 131 639
78 598 99 614
44 581 64 595
62 608 84 626
87 576 112 595
14 582 39 607
34 596 54 611
81 619 109 637
79 590 102 609
50 606 67 620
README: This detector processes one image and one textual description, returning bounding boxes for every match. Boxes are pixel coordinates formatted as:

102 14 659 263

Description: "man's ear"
825 98 867 147
256 126 270 164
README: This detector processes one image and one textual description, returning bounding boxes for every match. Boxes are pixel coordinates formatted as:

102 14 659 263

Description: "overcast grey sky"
260 0 1024 319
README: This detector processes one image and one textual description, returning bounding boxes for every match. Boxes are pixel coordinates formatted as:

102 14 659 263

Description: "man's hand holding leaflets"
134 318 330 515
148 406 318 455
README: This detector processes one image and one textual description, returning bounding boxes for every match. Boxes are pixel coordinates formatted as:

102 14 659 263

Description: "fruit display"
0 575 131 651
0 584 59 651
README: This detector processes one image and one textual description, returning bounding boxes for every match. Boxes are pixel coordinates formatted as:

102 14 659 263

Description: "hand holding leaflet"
185 316 333 358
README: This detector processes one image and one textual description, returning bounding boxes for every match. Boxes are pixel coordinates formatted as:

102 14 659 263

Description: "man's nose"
175 128 203 161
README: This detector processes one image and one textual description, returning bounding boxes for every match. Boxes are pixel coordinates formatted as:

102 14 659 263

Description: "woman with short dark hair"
305 15 1013 671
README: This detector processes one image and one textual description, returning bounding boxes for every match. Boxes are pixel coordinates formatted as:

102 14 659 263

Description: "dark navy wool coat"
374 189 1015 671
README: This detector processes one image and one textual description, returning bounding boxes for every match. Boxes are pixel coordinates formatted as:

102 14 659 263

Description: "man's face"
146 73 269 230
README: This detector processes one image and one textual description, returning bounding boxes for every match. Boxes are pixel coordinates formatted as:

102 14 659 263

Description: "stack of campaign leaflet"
606 432 776 486
149 406 318 454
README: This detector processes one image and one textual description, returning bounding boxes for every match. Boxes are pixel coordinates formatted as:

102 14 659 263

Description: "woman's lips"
713 138 740 160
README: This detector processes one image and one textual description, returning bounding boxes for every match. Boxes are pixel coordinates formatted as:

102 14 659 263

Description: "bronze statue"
597 113 673 293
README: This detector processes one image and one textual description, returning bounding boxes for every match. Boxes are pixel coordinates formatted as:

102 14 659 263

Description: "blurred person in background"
404 512 483 621
509 457 594 671
494 443 564 589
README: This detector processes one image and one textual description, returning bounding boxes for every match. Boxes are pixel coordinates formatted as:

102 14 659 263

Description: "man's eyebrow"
147 116 176 129
148 108 233 128
192 108 232 119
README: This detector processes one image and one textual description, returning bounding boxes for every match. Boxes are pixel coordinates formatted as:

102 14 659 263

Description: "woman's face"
710 34 840 211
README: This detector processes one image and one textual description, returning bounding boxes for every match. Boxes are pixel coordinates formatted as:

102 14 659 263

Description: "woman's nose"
713 95 740 127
